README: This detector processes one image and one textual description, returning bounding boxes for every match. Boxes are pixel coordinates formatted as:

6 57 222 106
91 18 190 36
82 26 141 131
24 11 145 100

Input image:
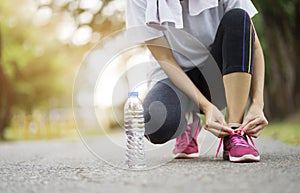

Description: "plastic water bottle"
124 92 146 169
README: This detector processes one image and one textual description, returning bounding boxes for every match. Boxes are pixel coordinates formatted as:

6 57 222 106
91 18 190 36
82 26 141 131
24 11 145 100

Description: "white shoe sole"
174 152 199 159
229 154 260 162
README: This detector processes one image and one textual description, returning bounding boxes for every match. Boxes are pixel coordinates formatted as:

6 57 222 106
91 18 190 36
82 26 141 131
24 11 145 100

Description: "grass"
2 111 300 146
3 124 114 142
262 122 300 145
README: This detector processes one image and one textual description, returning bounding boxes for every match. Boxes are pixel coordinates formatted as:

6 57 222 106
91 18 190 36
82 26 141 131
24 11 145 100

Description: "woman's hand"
239 104 268 138
203 104 232 138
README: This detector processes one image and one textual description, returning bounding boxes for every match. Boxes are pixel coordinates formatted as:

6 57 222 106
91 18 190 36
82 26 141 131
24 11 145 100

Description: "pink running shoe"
173 116 201 159
216 129 260 162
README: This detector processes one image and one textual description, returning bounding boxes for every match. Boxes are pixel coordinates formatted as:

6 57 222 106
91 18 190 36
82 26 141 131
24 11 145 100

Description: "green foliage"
263 122 300 145
252 13 271 81
0 0 126 140
252 0 300 118
253 0 297 15
0 0 68 112
253 0 298 39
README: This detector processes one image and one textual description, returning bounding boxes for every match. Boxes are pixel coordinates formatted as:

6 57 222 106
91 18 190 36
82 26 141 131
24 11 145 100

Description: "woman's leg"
223 73 251 124
211 9 259 162
143 79 189 144
211 8 255 125
143 67 210 144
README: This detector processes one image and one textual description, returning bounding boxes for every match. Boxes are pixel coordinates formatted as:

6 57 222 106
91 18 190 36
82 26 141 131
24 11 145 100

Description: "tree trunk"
261 10 298 119
0 26 13 140
294 1 300 107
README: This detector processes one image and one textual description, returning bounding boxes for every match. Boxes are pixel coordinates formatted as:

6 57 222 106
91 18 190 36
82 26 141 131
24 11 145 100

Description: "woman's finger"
240 116 256 128
245 117 268 131
255 129 264 137
205 127 230 138
247 126 262 134
205 121 232 138
205 121 232 133
247 129 262 138
242 118 263 131
246 125 265 137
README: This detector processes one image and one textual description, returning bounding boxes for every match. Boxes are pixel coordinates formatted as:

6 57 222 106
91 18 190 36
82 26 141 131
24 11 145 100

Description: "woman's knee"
221 8 251 27
145 133 170 144
143 105 182 144
142 81 186 144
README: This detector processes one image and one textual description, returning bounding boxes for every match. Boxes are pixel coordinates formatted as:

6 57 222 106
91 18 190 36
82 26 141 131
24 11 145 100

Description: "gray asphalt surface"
0 131 300 193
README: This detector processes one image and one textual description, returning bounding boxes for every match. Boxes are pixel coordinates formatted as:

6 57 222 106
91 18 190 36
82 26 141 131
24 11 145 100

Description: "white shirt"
145 0 219 29
126 0 258 83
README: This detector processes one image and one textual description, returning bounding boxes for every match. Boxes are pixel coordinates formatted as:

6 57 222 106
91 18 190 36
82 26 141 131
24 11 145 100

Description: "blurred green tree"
0 27 13 139
253 0 300 119
0 1 68 139
0 0 125 139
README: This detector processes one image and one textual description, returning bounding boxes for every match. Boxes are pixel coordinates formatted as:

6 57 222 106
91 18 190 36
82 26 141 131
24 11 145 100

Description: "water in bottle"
124 92 146 169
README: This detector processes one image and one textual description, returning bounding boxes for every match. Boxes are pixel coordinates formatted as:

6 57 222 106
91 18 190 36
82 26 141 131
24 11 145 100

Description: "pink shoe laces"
176 119 201 148
215 128 257 158
176 125 192 147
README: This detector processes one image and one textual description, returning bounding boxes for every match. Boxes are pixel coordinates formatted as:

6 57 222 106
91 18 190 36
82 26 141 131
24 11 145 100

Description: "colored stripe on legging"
251 29 255 74
248 25 252 73
242 11 247 72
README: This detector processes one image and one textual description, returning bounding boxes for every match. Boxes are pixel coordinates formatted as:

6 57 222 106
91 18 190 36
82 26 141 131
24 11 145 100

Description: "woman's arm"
251 27 265 108
146 36 211 111
146 36 232 137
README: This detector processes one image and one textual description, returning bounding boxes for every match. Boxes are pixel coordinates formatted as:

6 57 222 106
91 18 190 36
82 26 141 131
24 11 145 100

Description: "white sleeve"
126 0 164 42
126 0 147 29
223 0 258 18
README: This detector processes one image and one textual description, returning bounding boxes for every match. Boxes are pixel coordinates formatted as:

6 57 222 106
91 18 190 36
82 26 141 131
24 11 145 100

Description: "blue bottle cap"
128 92 139 97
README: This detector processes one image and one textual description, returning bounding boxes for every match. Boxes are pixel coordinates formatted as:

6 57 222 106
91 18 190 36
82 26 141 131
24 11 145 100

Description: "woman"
126 0 268 162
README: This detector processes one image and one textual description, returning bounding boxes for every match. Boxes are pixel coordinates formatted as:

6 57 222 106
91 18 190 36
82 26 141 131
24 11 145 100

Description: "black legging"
143 8 255 144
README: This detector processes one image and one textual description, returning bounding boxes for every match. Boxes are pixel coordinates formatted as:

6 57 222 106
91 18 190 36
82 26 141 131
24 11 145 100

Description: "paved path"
0 131 300 193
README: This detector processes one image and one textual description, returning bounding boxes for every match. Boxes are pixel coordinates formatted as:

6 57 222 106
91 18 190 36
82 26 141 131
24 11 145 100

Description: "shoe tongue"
233 134 243 139
231 133 248 145
230 133 241 138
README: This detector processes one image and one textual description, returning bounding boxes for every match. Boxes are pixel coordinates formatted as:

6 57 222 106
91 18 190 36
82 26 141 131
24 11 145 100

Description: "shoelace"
176 118 201 147
215 128 257 158
176 125 192 147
